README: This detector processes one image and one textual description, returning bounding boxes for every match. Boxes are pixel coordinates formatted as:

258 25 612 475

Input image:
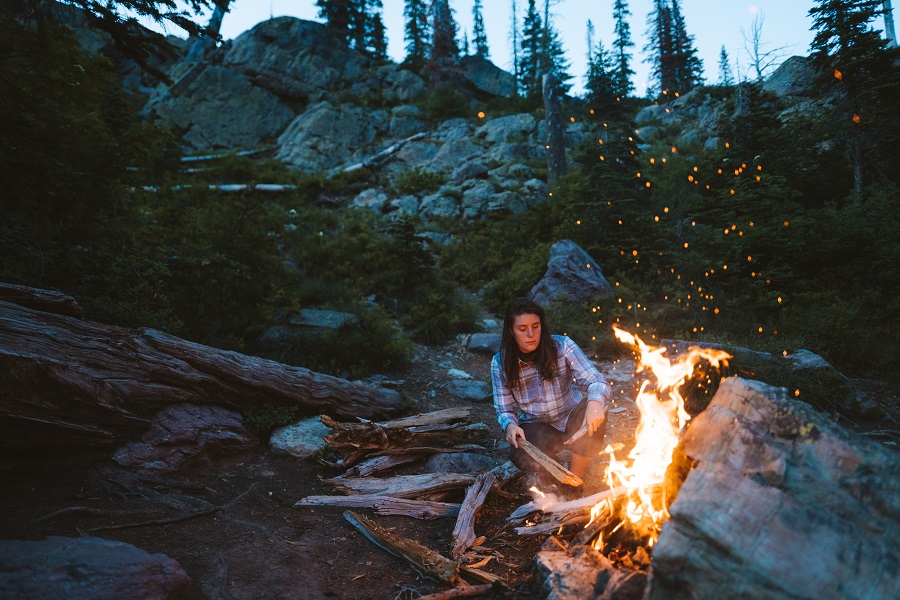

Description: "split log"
0 298 403 450
295 495 460 519
516 439 583 487
451 461 519 558
648 377 900 600
324 473 474 499
343 510 460 586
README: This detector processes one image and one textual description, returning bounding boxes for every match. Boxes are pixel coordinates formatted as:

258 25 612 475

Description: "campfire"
294 326 896 600
587 327 731 550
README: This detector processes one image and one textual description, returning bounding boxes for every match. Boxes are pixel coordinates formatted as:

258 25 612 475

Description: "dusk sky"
145 1 891 96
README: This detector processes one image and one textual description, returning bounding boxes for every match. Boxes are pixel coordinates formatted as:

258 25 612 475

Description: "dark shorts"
509 398 607 473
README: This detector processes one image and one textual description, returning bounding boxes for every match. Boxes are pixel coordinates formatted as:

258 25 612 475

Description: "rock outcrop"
529 240 615 307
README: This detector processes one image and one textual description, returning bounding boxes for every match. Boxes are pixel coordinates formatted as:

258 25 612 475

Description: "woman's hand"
584 400 607 436
505 423 525 448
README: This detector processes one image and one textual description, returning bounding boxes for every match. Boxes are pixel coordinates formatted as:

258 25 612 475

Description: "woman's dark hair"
500 297 558 390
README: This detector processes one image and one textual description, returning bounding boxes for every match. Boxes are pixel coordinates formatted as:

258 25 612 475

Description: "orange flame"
592 327 730 547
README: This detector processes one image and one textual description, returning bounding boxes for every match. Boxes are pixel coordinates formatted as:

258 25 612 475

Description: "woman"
491 297 612 486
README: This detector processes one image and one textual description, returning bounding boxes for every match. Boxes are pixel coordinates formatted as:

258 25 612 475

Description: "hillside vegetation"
2 11 898 389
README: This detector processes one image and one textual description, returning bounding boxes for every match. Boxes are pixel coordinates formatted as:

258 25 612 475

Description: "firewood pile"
293 406 654 596
296 376 900 600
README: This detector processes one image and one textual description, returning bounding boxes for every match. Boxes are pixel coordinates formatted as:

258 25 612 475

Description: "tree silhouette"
403 0 429 68
612 0 635 98
472 0 490 58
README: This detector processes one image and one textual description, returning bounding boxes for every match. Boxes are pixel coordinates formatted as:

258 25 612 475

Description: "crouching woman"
491 297 612 484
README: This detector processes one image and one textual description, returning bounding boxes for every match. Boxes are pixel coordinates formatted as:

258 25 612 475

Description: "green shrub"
391 168 442 195
244 405 303 437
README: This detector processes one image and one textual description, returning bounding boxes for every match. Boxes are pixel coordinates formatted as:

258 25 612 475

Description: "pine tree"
644 0 702 97
585 39 618 107
519 0 544 96
670 0 704 91
644 0 675 96
510 0 521 93
586 19 595 63
612 0 635 98
429 0 458 62
809 0 900 194
366 10 388 59
316 0 354 46
11 0 216 80
472 0 490 58
403 0 429 68
718 45 734 85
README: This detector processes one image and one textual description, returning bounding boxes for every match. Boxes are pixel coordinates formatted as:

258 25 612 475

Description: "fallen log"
343 510 460 586
295 495 460 519
338 132 426 175
648 377 900 600
516 439 583 487
0 282 84 319
451 461 518 558
325 473 475 498
0 298 403 450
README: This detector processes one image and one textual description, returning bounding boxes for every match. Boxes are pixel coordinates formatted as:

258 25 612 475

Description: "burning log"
320 408 490 467
647 377 900 600
451 461 519 558
343 510 460 586
295 495 460 519
324 473 475 498
516 439 583 487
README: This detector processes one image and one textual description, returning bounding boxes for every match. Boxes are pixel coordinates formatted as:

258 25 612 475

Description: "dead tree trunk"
648 377 900 600
543 72 567 183
0 299 403 450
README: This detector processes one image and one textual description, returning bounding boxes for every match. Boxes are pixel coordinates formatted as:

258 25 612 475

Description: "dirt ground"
1 337 897 600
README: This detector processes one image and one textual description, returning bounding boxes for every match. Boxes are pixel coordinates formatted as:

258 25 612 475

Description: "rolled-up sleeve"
563 337 613 410
491 353 518 433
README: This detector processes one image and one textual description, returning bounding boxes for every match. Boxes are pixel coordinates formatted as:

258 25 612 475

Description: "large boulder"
529 240 615 307
476 113 536 144
763 55 816 98
143 64 295 152
460 55 517 98
0 536 190 599
222 17 367 101
112 404 258 475
270 417 331 459
276 101 386 171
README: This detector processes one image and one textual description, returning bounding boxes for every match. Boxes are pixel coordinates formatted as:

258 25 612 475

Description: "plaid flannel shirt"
491 335 613 434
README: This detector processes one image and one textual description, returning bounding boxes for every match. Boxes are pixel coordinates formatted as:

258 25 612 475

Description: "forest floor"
0 336 897 600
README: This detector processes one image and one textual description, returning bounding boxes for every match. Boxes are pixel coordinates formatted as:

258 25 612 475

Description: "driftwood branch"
413 583 496 600
86 484 255 533
295 495 460 519
343 510 460 586
517 439 583 487
325 473 474 498
451 461 518 558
